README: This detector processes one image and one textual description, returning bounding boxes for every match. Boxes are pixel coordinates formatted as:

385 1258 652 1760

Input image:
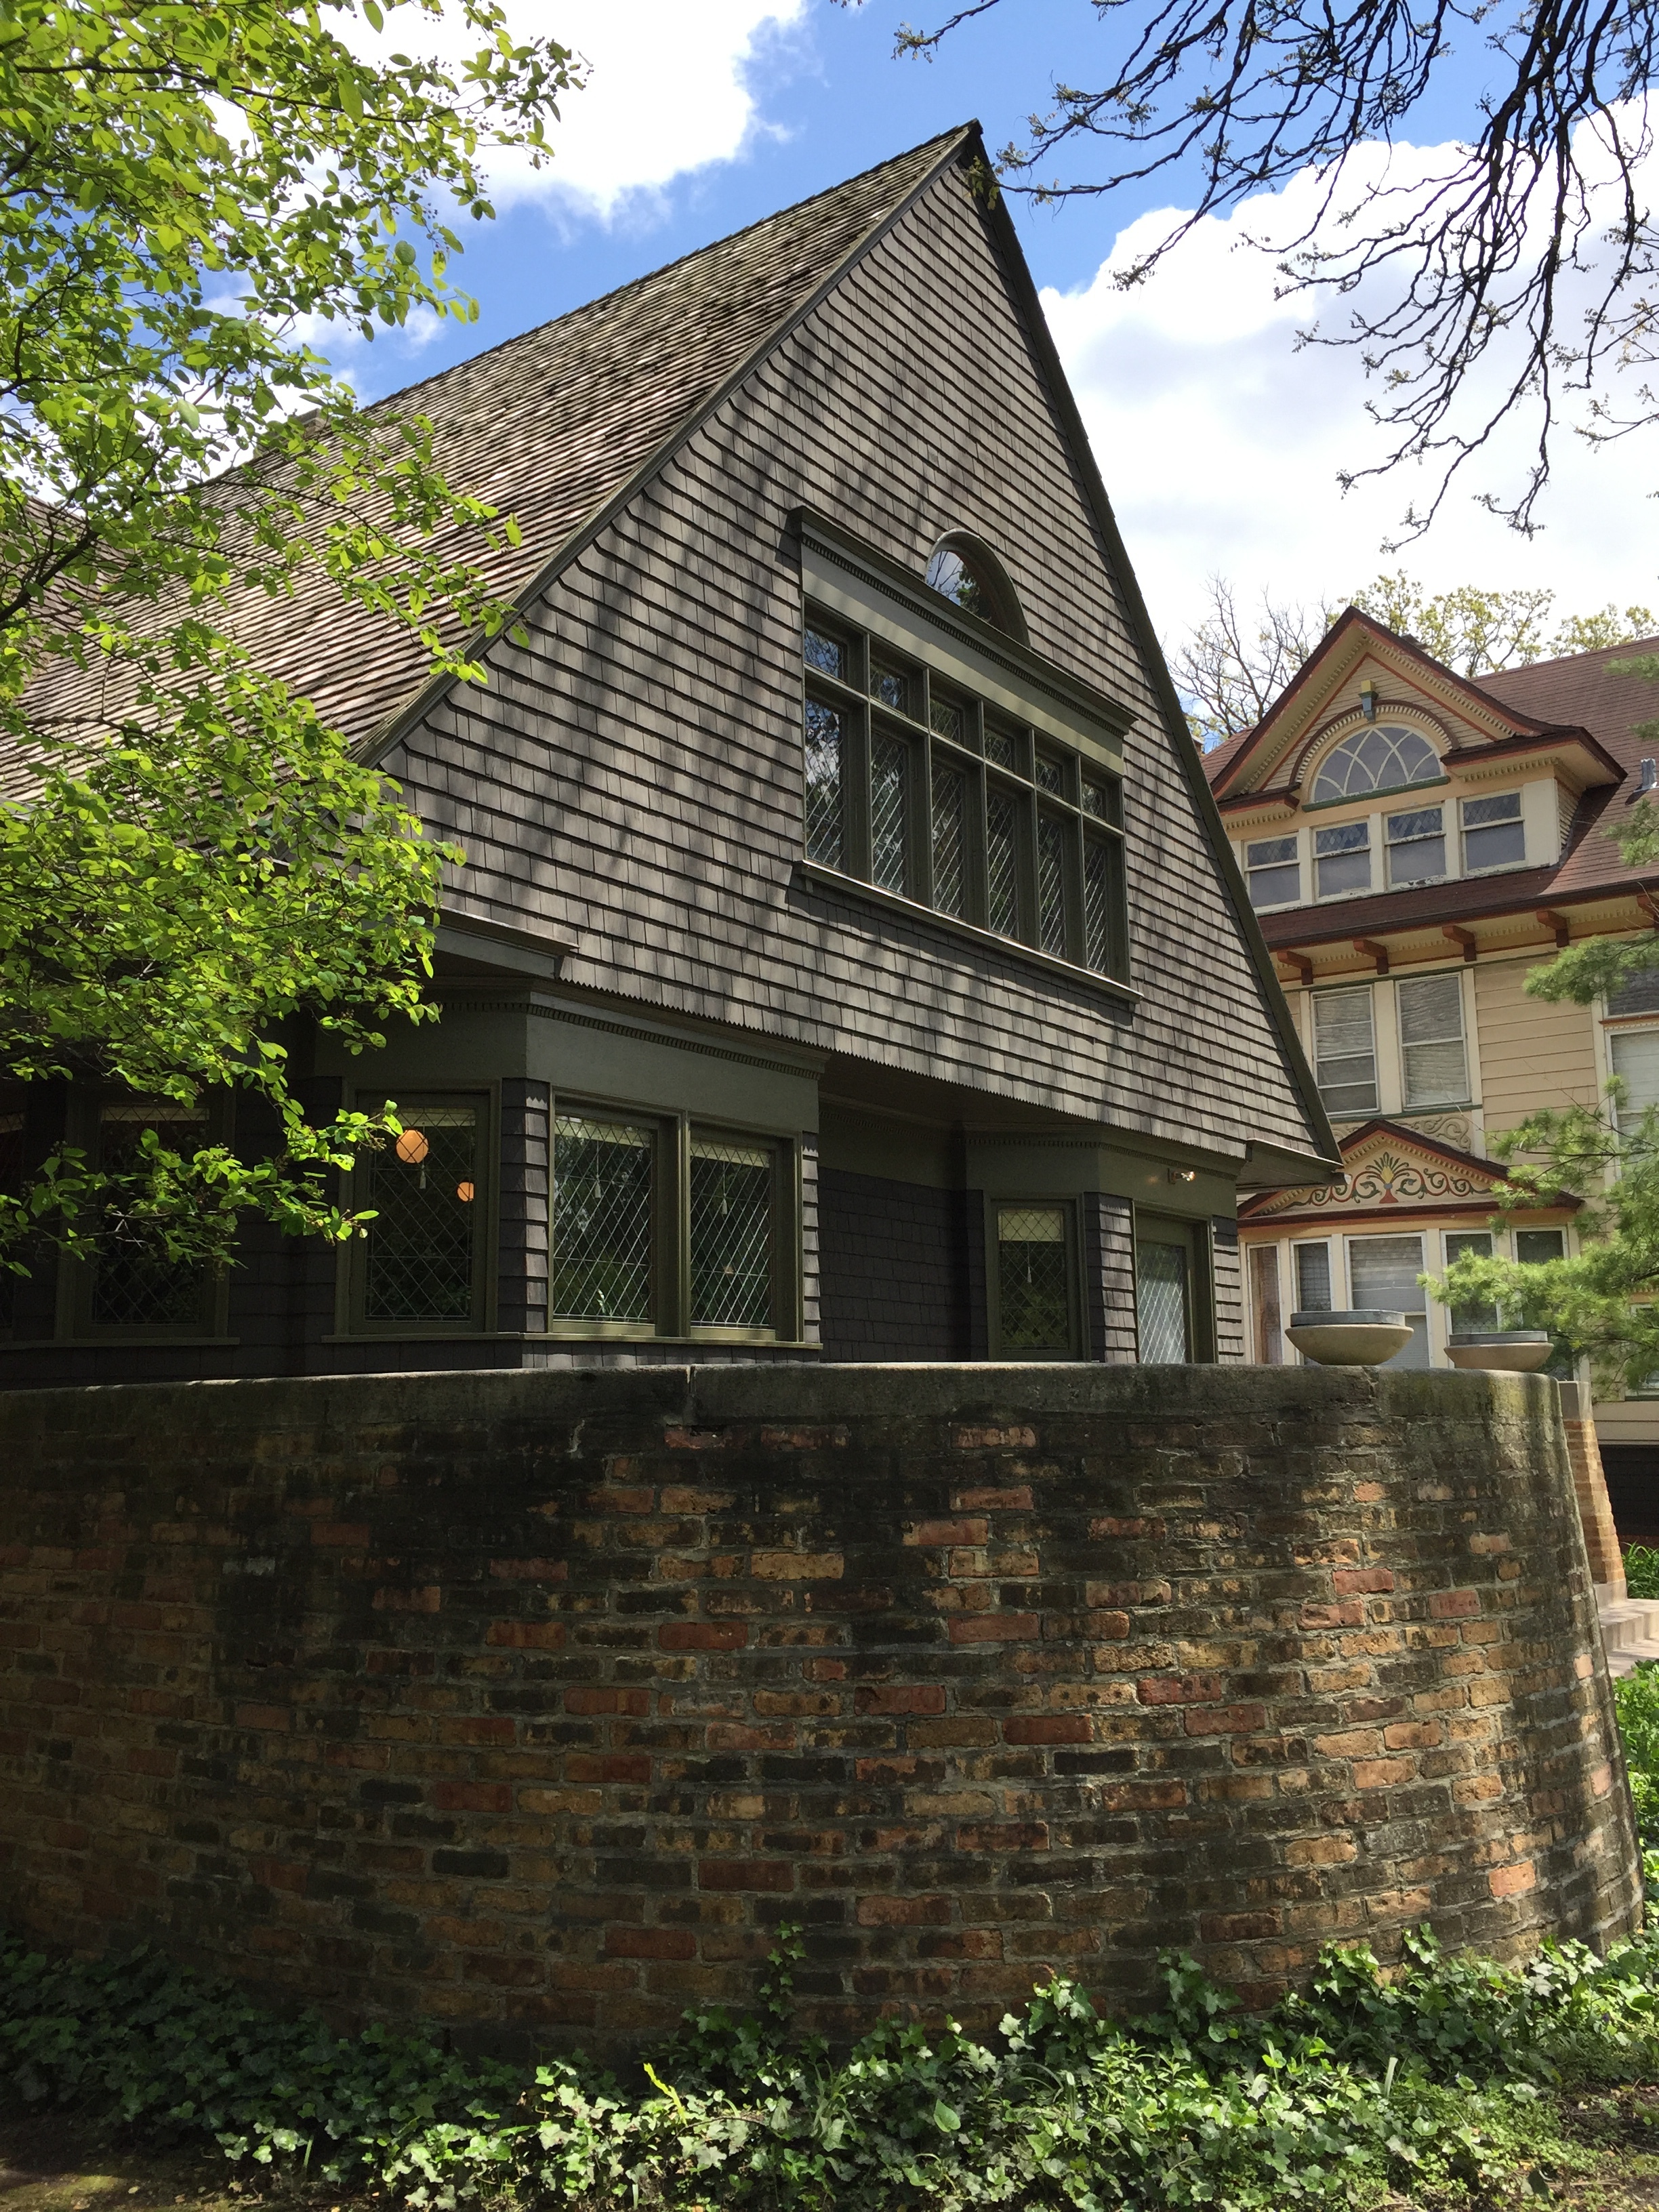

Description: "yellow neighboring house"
1205 610 1659 1542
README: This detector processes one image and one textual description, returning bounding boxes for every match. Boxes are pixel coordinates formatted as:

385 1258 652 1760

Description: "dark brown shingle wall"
385 162 1312 1161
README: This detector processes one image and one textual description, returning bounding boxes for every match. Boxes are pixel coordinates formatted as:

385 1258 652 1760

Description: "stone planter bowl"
1446 1330 1553 1373
1286 1309 1414 1366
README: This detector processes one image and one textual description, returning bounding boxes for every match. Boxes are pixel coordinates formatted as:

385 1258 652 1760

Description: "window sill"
2 1336 241 1350
800 862 1139 1002
1304 777 1451 811
324 1330 819 1349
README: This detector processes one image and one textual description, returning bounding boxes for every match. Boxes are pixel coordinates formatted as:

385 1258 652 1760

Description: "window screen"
1397 972 1469 1106
1444 1229 1498 1330
552 1116 654 1322
1461 792 1525 872
1385 805 1446 886
1612 1029 1659 1124
1246 836 1299 908
1312 989 1378 1114
364 1104 480 1324
690 1136 773 1329
1250 1245 1284 1363
1294 1241 1332 1312
998 1205 1073 1353
1314 819 1372 898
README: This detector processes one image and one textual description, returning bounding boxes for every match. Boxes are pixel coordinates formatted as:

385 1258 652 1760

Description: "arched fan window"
924 534 1025 640
1311 724 1441 802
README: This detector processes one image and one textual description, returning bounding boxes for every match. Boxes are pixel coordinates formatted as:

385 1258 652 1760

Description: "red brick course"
0 1363 1639 2053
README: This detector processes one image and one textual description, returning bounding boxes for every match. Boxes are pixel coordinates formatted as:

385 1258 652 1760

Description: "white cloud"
359 0 807 219
1042 134 1659 653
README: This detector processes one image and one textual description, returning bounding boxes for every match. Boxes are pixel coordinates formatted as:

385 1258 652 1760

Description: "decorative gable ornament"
1239 1117 1576 1227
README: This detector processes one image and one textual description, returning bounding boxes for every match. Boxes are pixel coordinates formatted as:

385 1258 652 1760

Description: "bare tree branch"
869 0 1659 535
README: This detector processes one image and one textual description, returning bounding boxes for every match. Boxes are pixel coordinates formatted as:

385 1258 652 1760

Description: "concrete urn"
1286 1309 1414 1366
1446 1330 1553 1372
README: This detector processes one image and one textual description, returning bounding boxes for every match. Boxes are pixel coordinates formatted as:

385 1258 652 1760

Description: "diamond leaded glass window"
363 1103 480 1324
553 1116 654 1322
90 1102 210 1328
690 1135 773 1329
798 577 1128 982
996 1204 1072 1353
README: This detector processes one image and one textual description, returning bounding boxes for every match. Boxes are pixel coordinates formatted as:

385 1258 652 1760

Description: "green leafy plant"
9 1889 1659 2210
1628 1544 1659 1601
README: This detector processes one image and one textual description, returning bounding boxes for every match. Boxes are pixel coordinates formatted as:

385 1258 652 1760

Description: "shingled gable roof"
1204 606 1659 927
1208 605 1563 802
9 125 973 799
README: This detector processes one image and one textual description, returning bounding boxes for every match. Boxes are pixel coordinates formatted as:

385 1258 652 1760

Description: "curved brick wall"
0 1364 1640 2047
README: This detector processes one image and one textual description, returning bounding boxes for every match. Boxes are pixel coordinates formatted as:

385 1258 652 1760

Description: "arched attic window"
924 533 1026 641
1311 724 1441 802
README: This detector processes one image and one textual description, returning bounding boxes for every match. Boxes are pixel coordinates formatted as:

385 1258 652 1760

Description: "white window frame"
1395 968 1471 1109
1459 788 1528 876
1311 985 1380 1117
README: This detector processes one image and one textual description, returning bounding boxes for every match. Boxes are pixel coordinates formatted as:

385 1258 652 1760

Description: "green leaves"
0 0 583 1273
10 1906 1659 2211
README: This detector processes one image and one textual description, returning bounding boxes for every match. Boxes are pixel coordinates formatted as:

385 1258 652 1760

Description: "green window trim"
800 591 1130 987
547 1101 803 1344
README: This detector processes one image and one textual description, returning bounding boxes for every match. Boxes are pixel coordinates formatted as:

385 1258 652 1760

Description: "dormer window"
1461 791 1525 872
1311 724 1441 802
1385 804 1447 886
1315 819 1372 898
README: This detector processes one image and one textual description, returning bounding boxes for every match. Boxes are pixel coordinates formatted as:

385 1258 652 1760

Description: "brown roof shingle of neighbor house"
8 128 966 801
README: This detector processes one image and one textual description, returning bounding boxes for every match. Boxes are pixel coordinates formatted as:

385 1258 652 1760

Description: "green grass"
1625 1543 1659 1601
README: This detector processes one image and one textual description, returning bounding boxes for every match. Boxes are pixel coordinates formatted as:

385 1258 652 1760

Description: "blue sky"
332 1 1659 648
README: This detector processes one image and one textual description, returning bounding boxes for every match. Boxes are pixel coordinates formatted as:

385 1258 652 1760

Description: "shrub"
1625 1542 1659 1601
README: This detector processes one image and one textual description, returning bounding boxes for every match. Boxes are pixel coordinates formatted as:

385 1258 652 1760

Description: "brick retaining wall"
0 1364 1641 2050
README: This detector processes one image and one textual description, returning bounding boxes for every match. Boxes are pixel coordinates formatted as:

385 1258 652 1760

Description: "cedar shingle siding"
4 132 1330 1384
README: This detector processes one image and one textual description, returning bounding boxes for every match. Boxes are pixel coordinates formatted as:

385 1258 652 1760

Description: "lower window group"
353 1097 792 1340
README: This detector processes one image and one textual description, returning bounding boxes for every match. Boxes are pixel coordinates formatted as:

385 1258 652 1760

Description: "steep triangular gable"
1212 608 1564 806
1240 1117 1576 1224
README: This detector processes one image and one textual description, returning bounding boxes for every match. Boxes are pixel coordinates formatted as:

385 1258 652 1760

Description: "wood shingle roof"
11 127 970 798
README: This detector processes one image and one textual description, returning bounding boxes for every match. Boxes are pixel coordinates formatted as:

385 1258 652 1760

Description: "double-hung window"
1610 1028 1659 1127
1314 819 1372 898
550 1106 798 1341
1461 792 1525 872
799 518 1130 984
1246 834 1300 908
1311 987 1378 1114
1397 972 1469 1107
1385 804 1446 886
